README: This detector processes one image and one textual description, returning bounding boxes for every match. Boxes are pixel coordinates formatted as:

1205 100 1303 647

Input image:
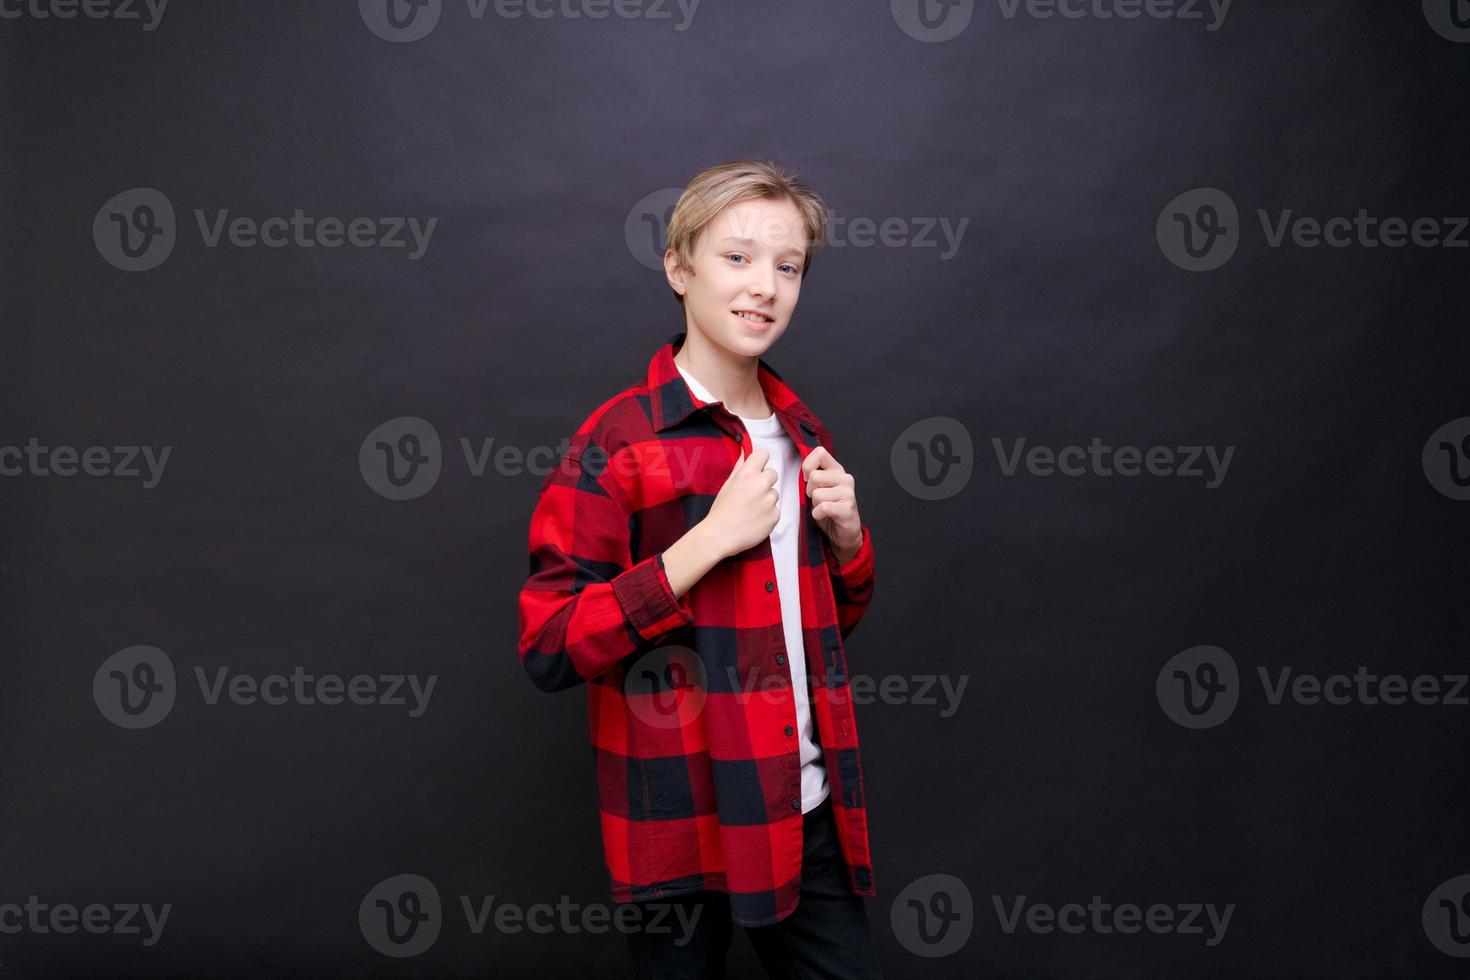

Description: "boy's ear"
663 248 687 298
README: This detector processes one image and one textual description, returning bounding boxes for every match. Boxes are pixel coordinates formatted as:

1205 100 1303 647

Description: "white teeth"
736 311 771 322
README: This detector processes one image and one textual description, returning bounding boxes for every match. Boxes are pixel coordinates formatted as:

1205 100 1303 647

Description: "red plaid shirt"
517 334 877 927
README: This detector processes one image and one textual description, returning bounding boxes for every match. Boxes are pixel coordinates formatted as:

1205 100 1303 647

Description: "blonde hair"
664 159 830 307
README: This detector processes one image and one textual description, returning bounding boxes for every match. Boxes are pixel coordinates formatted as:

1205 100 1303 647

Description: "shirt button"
765 581 775 592
791 799 802 811
775 654 786 665
734 432 743 443
785 725 794 736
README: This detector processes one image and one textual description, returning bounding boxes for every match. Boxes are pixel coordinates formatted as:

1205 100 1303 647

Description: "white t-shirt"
677 364 830 813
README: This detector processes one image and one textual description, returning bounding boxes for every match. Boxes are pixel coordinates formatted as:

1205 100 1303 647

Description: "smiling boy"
517 160 883 979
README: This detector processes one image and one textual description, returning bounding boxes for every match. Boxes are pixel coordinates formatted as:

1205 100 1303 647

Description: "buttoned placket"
708 402 807 812
775 411 859 803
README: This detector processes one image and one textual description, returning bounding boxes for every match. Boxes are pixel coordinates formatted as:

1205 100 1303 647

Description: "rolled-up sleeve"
825 524 875 638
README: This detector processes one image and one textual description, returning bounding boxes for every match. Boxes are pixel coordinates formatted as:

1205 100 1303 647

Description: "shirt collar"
647 332 820 434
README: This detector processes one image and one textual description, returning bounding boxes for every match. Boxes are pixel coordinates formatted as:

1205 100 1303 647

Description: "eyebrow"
718 236 806 260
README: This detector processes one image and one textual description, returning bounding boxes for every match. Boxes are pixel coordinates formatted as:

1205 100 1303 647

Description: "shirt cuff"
827 525 874 589
611 553 696 641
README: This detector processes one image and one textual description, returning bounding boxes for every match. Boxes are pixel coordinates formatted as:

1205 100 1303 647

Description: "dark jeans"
624 796 885 980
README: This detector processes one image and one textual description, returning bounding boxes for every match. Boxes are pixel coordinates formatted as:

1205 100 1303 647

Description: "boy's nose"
750 267 777 298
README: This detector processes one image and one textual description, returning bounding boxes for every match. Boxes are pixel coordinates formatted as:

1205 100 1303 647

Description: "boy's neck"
674 327 772 419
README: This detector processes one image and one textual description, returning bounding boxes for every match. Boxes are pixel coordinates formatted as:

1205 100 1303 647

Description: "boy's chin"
714 324 785 359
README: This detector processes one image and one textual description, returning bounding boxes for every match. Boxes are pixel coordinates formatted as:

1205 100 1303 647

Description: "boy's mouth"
732 309 776 327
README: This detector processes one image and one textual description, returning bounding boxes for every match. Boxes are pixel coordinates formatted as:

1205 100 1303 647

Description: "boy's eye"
727 254 801 275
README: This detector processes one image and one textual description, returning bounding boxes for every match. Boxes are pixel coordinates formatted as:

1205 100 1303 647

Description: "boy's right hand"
701 447 780 560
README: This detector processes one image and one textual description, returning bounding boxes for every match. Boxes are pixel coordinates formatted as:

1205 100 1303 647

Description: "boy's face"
665 196 809 360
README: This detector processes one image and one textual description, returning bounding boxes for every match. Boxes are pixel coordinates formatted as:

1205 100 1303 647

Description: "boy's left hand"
802 447 864 565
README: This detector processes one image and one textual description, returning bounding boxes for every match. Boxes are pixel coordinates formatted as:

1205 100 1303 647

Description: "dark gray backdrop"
3 0 1469 976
